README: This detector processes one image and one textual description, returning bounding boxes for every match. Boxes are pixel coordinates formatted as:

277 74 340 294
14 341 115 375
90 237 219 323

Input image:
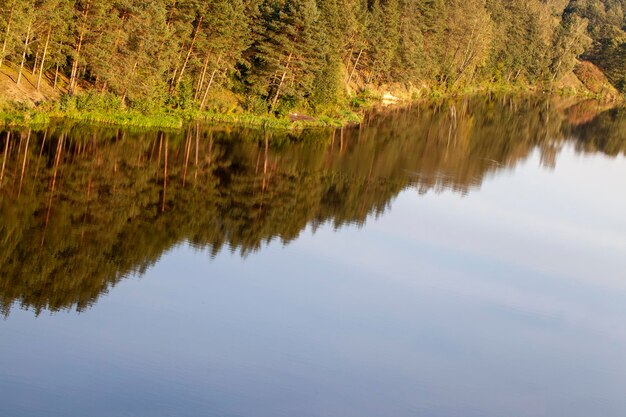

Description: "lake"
1 96 626 417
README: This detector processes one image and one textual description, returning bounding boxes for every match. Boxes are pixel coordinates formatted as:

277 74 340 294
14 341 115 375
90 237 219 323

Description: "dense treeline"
0 0 622 115
1 96 626 315
568 0 626 90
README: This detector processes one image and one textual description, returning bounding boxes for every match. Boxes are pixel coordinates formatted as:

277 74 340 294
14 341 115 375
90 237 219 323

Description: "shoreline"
0 88 620 131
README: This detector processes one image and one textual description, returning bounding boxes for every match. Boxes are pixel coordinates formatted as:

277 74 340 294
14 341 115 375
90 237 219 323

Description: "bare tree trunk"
344 46 353 72
451 21 480 88
53 64 59 89
121 61 138 104
195 51 211 100
551 20 588 84
0 2 15 68
347 49 362 85
175 16 203 88
166 0 178 28
37 27 51 90
169 48 183 92
0 132 10 188
199 55 221 111
17 21 32 85
69 30 85 94
32 45 39 76
69 1 92 93
271 52 293 110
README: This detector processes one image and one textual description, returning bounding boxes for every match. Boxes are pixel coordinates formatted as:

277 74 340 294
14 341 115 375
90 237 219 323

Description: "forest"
1 95 626 315
0 0 626 119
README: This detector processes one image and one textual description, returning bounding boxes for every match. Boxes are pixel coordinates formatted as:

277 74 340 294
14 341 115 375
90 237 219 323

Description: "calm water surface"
1 97 626 417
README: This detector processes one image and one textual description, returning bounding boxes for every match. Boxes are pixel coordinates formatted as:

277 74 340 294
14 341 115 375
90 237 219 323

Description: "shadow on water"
1 95 625 315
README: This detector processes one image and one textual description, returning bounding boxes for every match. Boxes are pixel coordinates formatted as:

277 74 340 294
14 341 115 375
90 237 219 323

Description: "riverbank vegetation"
0 0 625 128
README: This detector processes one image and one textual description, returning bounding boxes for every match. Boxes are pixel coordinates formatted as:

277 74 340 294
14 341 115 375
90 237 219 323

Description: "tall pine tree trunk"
347 49 362 85
121 61 139 104
32 44 39 75
175 16 203 88
166 0 178 28
199 55 221 111
169 48 183 92
195 51 211 100
17 22 32 85
37 27 51 90
53 64 59 89
69 27 86 94
69 0 92 94
271 52 293 110
0 2 15 69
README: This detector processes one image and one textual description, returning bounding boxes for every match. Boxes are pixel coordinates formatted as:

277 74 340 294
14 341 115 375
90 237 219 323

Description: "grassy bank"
0 93 364 131
0 106 363 131
0 78 620 131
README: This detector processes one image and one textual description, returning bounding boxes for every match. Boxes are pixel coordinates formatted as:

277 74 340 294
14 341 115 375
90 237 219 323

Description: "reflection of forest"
1 96 625 315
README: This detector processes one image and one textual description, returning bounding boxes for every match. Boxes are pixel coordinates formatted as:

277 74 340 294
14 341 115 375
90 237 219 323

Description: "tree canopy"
0 0 624 114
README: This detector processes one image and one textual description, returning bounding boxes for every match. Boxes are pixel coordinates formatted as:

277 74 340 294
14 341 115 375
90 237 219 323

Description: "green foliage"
550 14 593 81
248 0 324 110
566 0 626 91
60 92 124 113
169 79 195 110
0 99 49 126
0 0 625 118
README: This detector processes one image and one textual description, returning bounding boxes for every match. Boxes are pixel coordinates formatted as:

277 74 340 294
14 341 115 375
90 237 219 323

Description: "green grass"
1 82 618 131
0 108 363 131
0 109 50 127
0 96 363 131
58 109 185 129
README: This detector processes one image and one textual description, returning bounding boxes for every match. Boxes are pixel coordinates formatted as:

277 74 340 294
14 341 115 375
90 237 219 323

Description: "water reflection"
0 96 624 315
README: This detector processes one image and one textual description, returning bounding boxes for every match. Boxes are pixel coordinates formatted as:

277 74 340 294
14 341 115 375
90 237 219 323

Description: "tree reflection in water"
1 96 624 315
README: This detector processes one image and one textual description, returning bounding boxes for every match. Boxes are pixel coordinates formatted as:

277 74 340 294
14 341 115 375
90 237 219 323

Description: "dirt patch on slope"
0 63 62 106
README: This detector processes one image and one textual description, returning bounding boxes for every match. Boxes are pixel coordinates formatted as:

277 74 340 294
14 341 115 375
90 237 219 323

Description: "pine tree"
32 0 73 90
365 0 401 85
197 0 251 110
550 13 593 81
0 0 623 109
390 0 425 85
249 0 323 111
